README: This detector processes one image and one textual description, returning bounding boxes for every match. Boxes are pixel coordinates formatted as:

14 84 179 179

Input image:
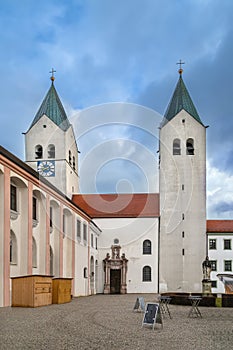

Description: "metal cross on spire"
176 60 185 75
49 68 56 82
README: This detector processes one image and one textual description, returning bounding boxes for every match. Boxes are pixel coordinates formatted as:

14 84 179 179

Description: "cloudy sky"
0 0 233 218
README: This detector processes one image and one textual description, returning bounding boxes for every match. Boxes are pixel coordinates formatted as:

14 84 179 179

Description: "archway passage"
110 269 121 294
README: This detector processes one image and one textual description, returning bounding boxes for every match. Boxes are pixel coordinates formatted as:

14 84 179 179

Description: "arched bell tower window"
186 138 194 155
48 144 55 158
173 139 181 155
35 145 43 159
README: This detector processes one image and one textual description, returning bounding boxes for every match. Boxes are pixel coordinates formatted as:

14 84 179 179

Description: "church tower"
25 72 79 198
159 67 206 293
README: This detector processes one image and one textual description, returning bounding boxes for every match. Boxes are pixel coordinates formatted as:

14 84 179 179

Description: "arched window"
48 144 55 158
35 145 43 159
83 267 88 278
142 266 151 282
73 156 76 171
90 256 94 281
10 230 17 264
32 237 37 268
186 138 194 155
143 240 152 254
69 150 72 165
173 139 181 155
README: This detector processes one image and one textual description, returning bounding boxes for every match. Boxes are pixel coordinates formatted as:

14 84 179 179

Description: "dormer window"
173 139 181 155
35 145 43 159
186 138 194 155
48 144 55 158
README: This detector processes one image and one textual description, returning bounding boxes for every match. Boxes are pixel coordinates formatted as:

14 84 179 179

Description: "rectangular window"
182 231 185 238
83 223 87 242
91 234 94 248
224 260 232 272
224 239 231 250
211 281 217 288
63 214 66 234
209 239 217 250
10 240 13 263
32 197 37 220
77 220 81 239
210 260 217 271
96 237 98 250
182 213 184 220
10 184 17 211
50 207 53 228
182 249 185 256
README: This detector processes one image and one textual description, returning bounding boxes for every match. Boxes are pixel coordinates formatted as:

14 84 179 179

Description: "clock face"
37 161 55 177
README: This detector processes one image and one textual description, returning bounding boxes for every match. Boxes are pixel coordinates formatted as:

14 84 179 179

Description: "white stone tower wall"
159 110 206 293
25 115 79 197
65 126 79 197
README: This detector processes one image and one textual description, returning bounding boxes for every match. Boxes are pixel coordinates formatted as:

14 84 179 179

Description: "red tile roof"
207 220 233 233
72 193 159 218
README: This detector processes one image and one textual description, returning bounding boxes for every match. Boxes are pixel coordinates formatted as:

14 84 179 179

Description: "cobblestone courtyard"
0 294 232 350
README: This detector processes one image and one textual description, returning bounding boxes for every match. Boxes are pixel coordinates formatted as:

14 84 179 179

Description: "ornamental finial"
176 59 185 75
49 68 56 82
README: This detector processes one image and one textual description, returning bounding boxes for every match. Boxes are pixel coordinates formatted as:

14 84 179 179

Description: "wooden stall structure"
11 275 52 307
52 278 72 304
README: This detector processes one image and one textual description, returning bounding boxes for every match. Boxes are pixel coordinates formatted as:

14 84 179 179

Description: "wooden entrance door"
110 269 121 294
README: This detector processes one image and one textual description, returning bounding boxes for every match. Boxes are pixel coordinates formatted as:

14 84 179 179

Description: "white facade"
159 110 206 292
208 233 233 293
95 217 159 293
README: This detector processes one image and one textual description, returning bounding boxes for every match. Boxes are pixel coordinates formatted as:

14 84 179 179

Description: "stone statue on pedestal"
202 256 211 281
202 256 212 295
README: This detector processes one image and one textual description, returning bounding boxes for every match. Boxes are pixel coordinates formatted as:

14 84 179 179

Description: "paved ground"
0 294 232 350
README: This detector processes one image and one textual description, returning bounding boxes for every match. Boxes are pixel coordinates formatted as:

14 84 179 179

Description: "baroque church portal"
0 68 233 307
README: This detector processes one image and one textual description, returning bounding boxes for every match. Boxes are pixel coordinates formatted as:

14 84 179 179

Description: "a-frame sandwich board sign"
142 303 163 330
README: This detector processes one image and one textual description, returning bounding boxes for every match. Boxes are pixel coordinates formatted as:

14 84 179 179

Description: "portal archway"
103 244 128 294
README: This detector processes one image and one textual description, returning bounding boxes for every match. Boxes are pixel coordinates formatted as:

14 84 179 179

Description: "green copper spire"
161 69 203 127
29 73 70 131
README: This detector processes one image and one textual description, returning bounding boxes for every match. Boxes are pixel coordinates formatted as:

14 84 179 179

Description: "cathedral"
0 68 232 307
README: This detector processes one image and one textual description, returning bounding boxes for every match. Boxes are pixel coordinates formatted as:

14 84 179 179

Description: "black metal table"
188 296 202 318
159 296 172 319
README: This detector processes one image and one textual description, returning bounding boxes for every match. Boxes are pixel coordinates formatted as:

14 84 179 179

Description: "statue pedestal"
202 280 212 295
